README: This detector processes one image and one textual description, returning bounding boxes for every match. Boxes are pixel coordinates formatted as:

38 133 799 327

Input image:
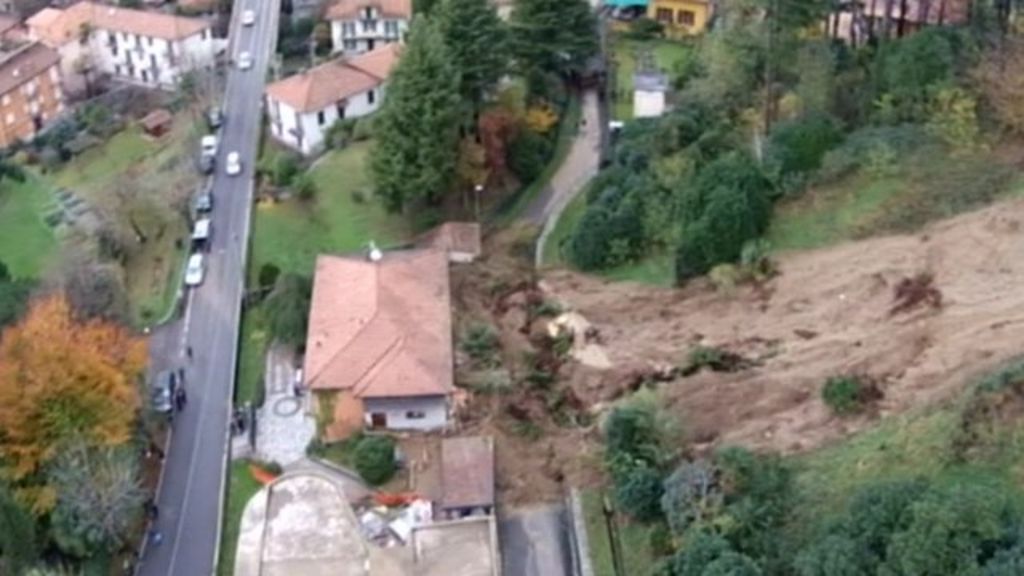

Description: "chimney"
367 240 382 262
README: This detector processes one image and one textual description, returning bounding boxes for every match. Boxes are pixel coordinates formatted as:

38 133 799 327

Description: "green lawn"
581 489 661 576
0 176 58 278
45 121 200 325
611 38 692 121
599 251 675 287
250 142 410 278
768 174 904 252
235 307 268 406
217 460 263 576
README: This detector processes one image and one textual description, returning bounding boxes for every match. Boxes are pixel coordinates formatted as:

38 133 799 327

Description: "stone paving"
255 344 316 466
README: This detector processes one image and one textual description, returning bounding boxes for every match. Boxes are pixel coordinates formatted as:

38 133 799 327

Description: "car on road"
151 370 176 414
201 134 218 158
207 107 223 130
194 186 214 213
237 51 253 70
242 9 255 25
192 218 212 252
185 253 206 287
226 151 242 176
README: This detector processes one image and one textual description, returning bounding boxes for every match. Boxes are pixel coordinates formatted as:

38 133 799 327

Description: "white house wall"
73 27 215 90
266 84 384 156
361 395 448 431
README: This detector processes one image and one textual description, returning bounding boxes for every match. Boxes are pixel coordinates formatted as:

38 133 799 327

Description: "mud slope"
544 199 1024 454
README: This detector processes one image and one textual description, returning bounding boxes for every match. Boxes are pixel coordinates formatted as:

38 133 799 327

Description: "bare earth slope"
544 199 1024 454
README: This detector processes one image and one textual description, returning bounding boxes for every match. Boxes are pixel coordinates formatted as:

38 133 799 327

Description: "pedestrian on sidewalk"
147 441 165 460
186 346 193 360
178 367 185 384
145 498 159 520
175 386 187 411
148 528 163 546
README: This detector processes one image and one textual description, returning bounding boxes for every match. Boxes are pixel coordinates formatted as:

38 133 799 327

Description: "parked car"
191 218 212 252
198 153 215 175
225 151 242 176
242 9 255 25
185 253 206 287
237 51 253 70
207 107 224 130
194 187 214 213
201 134 218 158
151 370 176 414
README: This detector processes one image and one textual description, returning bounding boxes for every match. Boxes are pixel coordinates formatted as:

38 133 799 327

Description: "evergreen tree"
0 481 37 575
510 0 598 78
370 16 462 212
436 0 508 117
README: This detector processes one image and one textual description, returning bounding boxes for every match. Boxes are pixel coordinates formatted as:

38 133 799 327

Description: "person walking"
186 346 193 360
175 386 187 411
178 367 185 384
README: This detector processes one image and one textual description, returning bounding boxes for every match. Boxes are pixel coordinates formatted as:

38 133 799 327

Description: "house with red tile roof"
26 1 215 93
304 248 455 441
326 0 410 54
265 43 399 155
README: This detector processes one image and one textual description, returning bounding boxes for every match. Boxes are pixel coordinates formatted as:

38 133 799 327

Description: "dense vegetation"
601 357 1024 576
563 1 1023 283
370 0 597 214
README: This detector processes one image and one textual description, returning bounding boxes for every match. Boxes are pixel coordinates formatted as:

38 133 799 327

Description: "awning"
605 0 649 7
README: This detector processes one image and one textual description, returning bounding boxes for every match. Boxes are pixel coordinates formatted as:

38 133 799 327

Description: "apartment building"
27 1 215 93
326 0 409 54
0 41 63 147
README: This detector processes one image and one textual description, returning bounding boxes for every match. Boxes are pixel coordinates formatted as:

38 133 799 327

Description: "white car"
200 134 218 157
184 253 206 287
242 9 255 26
225 151 242 176
237 51 252 70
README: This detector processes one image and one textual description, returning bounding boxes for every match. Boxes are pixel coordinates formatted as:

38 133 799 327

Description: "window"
141 70 149 83
2 94 9 106
405 410 426 420
150 54 158 69
317 110 326 125
344 39 356 50
367 89 374 104
5 112 13 125
343 22 355 37
678 10 695 25
384 20 397 36
336 102 346 118
110 43 118 56
655 7 672 22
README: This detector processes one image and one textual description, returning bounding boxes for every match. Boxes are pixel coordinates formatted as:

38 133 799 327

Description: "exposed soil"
541 199 1024 456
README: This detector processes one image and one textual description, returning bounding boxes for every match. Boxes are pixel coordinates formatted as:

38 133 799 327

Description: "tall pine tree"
370 16 462 212
436 0 508 117
511 0 598 79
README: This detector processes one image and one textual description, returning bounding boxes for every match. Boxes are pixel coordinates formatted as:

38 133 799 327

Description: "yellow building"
647 0 712 36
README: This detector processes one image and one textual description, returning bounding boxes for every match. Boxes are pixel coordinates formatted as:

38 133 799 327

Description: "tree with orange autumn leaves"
0 295 146 513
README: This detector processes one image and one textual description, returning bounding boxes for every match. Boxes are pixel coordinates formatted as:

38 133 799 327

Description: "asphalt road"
500 504 574 576
137 1 279 574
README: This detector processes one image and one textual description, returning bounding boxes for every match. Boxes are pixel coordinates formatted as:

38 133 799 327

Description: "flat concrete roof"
412 517 500 576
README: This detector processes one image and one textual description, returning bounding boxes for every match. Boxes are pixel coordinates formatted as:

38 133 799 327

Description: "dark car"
207 107 224 130
151 370 177 414
199 153 215 175
194 187 214 213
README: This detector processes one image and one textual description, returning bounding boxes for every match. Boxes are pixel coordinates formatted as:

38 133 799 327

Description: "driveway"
500 504 574 576
255 344 315 466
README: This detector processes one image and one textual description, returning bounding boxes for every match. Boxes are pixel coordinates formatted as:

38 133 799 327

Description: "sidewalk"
528 89 603 264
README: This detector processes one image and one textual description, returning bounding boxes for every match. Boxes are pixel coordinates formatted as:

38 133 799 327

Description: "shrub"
605 404 661 468
626 17 664 40
615 464 665 522
325 119 356 149
271 153 300 187
257 263 281 293
661 459 721 537
460 324 500 365
822 375 865 415
352 116 375 141
508 128 552 184
354 435 396 485
293 173 318 201
767 113 843 178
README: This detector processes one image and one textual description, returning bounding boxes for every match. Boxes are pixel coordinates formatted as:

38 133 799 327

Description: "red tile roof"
264 43 400 114
27 1 211 46
326 0 411 20
441 436 495 510
303 250 455 399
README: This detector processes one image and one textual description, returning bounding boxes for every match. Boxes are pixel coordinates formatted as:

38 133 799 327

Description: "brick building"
0 41 63 147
